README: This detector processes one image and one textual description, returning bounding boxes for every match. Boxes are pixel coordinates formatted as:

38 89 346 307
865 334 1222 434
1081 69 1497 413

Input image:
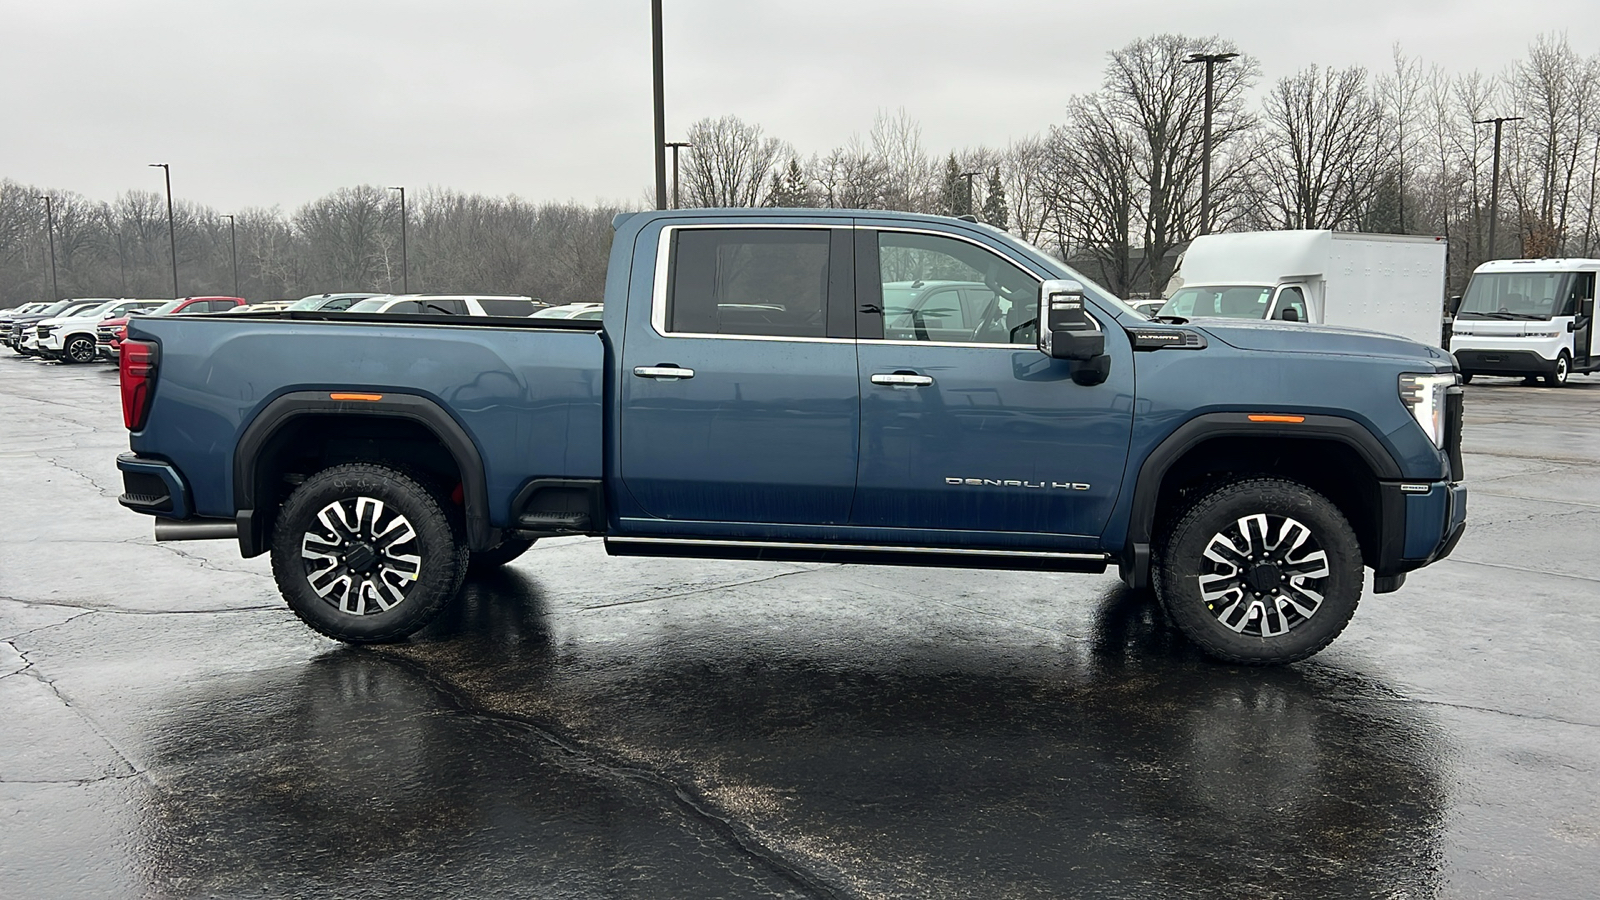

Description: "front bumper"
1454 348 1559 377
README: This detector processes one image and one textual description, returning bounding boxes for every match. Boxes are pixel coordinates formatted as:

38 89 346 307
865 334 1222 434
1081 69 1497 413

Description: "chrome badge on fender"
945 478 1090 490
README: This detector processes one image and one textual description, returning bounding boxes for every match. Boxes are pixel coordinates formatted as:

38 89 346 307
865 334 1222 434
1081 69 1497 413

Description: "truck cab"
1449 258 1598 386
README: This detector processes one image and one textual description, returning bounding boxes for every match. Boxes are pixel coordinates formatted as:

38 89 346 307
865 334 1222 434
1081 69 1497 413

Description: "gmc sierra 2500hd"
114 209 1466 665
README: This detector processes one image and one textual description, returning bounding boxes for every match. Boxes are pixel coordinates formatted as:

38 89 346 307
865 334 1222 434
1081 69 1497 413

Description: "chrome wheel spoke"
1199 512 1329 639
300 495 422 617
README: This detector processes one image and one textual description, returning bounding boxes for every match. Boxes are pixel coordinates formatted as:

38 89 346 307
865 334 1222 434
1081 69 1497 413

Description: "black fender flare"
1121 412 1403 588
233 390 494 555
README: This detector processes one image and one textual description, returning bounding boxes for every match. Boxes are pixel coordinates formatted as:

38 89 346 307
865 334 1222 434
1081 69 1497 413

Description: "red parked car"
98 296 245 359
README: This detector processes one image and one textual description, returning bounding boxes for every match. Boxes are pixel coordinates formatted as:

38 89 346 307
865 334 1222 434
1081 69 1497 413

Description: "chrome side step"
605 536 1110 573
154 519 239 542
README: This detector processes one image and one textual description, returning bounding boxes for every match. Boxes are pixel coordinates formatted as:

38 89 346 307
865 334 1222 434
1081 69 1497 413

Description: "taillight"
120 339 159 430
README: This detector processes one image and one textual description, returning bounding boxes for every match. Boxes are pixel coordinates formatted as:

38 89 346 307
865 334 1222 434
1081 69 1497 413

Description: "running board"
604 536 1110 573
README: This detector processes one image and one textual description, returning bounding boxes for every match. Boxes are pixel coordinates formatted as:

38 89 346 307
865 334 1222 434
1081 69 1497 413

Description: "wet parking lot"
2 355 1598 899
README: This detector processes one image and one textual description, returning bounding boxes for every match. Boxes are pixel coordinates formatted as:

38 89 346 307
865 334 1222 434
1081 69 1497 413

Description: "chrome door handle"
871 373 933 387
633 365 695 380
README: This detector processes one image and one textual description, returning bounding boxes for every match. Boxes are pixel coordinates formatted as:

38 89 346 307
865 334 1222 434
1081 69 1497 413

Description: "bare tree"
1505 34 1600 257
1250 65 1388 230
681 116 786 208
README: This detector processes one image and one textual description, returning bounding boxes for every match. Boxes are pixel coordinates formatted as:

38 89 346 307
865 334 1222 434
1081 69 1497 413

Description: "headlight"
1398 373 1458 448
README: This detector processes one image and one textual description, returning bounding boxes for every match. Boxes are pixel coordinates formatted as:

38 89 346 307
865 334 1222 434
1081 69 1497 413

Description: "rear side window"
667 229 829 338
478 299 535 317
207 300 238 312
416 298 468 315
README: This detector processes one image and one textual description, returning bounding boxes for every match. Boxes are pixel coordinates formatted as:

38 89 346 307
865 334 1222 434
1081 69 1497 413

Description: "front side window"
1560 272 1594 317
666 229 830 338
1273 286 1308 321
875 231 1036 344
478 298 535 317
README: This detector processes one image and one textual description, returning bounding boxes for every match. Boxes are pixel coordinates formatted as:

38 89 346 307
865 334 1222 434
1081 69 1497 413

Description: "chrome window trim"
650 223 847 343
645 221 1103 347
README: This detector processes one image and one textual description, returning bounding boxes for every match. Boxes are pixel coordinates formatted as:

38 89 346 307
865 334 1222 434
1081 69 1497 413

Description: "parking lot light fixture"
388 187 409 293
35 194 59 301
1185 51 1240 235
149 164 179 298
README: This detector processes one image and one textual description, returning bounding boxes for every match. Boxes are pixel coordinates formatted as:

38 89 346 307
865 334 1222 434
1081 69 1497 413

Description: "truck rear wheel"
271 463 468 643
1153 478 1363 665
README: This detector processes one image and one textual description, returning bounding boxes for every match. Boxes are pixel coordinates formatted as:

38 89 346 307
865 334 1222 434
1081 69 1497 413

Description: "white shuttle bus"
1449 258 1598 386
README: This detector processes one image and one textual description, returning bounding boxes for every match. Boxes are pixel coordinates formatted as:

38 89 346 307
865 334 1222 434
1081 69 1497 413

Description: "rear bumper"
1454 348 1557 377
116 453 192 520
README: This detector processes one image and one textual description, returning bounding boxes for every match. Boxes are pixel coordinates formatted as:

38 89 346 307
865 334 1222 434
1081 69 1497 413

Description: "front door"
618 225 859 525
1569 271 1595 364
852 228 1135 540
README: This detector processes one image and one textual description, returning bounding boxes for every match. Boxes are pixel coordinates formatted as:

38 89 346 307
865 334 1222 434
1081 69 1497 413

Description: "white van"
1159 230 1449 347
1449 258 1598 386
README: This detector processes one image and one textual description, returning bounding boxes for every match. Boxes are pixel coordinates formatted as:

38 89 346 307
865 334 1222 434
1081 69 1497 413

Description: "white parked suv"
345 294 544 317
18 299 114 355
36 298 166 363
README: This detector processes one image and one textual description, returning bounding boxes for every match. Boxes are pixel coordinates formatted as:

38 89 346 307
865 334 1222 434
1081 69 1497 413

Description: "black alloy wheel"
1154 478 1364 665
271 463 468 642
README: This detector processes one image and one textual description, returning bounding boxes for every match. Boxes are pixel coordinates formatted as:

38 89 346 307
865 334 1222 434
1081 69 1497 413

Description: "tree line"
0 183 621 308
3 32 1596 308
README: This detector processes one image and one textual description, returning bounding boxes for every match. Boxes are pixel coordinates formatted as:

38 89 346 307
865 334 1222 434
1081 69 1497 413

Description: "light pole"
651 0 667 209
388 186 409 293
1474 115 1523 260
221 214 239 298
1185 51 1239 235
665 141 690 209
148 163 179 298
35 194 59 301
960 171 983 218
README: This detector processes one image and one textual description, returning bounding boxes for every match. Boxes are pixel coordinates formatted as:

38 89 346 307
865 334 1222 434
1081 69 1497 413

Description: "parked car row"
3 293 600 364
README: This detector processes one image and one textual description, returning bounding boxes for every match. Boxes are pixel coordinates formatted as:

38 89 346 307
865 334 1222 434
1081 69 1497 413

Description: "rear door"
618 225 859 525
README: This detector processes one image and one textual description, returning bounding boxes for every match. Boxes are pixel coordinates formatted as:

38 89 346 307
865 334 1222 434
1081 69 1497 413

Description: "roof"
1474 258 1600 274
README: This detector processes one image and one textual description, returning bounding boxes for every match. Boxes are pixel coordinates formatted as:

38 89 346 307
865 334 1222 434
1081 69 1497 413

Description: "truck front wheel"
270 463 469 643
1543 352 1570 387
1154 478 1363 665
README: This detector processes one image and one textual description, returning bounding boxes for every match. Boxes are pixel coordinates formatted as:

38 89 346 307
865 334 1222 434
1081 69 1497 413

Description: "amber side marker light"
1248 414 1306 423
330 392 384 402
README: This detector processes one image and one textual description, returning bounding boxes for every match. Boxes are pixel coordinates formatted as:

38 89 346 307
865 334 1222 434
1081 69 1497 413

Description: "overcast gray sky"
3 0 1596 212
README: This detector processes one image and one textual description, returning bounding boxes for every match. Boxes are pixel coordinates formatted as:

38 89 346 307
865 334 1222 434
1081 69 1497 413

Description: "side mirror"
1037 280 1105 361
1448 295 1463 315
1281 307 1300 322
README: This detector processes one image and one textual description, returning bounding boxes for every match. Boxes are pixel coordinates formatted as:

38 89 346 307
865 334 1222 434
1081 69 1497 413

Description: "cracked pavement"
2 354 1598 899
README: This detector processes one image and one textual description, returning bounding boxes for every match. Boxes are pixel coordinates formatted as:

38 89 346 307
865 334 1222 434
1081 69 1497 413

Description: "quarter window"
874 231 1036 344
666 229 830 338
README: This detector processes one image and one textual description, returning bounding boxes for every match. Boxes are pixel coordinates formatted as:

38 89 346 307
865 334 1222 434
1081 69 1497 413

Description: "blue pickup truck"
114 209 1466 664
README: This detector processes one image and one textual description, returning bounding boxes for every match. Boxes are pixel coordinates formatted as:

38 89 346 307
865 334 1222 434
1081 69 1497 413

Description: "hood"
1192 318 1452 364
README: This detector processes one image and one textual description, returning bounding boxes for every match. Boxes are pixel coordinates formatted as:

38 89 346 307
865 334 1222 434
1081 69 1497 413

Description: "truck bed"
126 312 606 526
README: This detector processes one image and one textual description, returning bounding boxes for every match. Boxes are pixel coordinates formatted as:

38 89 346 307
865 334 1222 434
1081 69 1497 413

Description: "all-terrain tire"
468 537 535 573
1153 477 1364 665
271 463 469 643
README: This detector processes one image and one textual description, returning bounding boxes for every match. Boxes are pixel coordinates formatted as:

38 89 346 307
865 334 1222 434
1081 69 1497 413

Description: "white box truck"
1449 258 1598 386
1158 230 1449 346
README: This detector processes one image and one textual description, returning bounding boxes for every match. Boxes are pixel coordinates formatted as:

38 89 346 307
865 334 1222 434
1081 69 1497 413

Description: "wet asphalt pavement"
2 355 1598 899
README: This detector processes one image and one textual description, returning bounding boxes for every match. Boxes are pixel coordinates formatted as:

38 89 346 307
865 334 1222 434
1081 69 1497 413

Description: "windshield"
1160 285 1273 319
143 299 185 315
1459 271 1572 320
59 300 109 318
347 298 388 312
287 296 329 310
1001 231 1147 319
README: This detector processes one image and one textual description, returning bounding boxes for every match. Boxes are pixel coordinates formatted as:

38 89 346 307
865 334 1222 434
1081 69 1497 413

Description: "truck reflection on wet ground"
138 576 1446 899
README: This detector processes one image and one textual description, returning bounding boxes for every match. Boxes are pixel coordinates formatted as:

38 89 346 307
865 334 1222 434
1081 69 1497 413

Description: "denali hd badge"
945 478 1090 490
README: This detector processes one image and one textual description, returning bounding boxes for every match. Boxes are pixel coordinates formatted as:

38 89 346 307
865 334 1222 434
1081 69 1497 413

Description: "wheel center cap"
1246 562 1283 593
344 542 378 574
